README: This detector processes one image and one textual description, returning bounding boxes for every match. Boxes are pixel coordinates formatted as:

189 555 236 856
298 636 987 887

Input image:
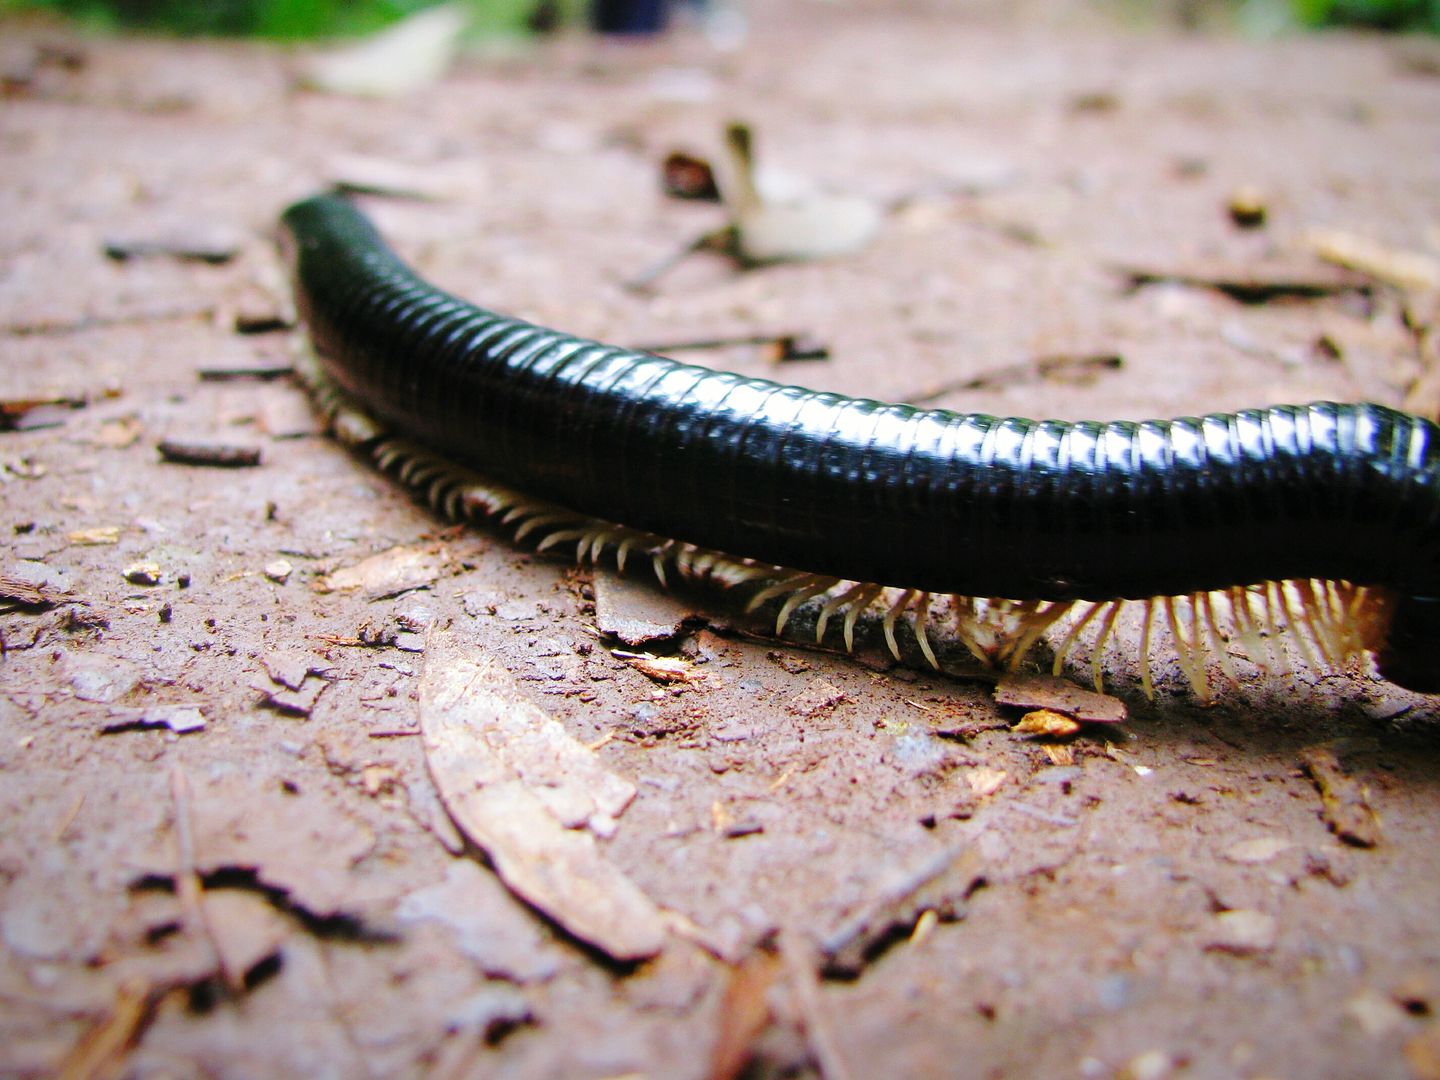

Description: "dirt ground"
3 3 1440 1077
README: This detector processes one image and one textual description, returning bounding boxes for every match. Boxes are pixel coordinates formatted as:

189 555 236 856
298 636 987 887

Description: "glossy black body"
282 194 1440 603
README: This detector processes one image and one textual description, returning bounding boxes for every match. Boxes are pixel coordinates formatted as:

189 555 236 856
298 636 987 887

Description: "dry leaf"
314 542 454 599
994 672 1126 724
419 626 664 963
1014 709 1081 738
593 566 705 646
68 526 120 546
299 4 468 98
716 122 880 265
1303 227 1440 292
613 650 700 684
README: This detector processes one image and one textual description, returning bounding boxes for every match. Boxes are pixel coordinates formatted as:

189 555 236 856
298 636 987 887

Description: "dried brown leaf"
419 625 664 962
994 672 1126 724
314 542 455 600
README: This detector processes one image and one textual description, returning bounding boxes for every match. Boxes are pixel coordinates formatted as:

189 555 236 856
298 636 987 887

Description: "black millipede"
280 192 1440 697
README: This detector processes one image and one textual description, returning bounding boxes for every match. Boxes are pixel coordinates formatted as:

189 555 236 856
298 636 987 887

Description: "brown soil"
3 5 1439 1078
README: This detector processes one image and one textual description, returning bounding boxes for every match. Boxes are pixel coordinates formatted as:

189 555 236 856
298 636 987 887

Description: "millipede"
280 193 1440 699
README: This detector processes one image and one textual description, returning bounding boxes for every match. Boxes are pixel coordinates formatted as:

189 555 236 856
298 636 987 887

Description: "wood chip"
257 389 320 439
419 625 664 963
1204 909 1277 954
819 846 982 977
593 566 705 646
1300 745 1383 847
197 359 295 380
102 705 206 735
1345 988 1410 1037
313 542 455 600
254 677 327 717
67 526 120 546
1223 836 1294 864
103 228 241 265
994 672 1126 724
157 439 262 468
708 941 782 1080
0 569 66 608
0 393 87 432
328 152 458 201
262 649 329 691
1303 227 1440 292
613 650 702 684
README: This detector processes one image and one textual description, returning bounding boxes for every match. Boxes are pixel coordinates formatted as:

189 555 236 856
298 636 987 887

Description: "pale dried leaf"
202 889 290 980
1303 227 1440 292
298 5 468 98
614 650 701 684
419 625 664 962
314 542 455 599
1013 709 1081 738
1224 836 1294 864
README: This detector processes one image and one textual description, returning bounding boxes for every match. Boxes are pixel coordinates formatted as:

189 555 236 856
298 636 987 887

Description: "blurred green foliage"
1287 0 1440 29
0 0 1435 37
0 0 569 38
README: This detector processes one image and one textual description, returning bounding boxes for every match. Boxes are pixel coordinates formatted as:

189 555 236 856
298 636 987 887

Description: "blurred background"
2 0 1436 39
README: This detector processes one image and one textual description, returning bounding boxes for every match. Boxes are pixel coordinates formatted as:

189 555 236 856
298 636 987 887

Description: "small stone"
964 767 1007 798
1120 1049 1174 1080
123 561 163 586
264 558 293 584
1345 988 1408 1037
1228 185 1268 229
1205 909 1277 954
1224 837 1294 864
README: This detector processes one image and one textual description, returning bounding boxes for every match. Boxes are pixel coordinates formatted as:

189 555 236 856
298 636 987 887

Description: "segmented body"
282 193 1440 694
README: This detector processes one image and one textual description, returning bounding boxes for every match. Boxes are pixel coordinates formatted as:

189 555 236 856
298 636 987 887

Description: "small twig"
170 765 241 992
778 931 854 1080
622 226 735 294
902 353 1122 406
1118 265 1370 304
56 979 156 1080
53 792 86 843
3 304 216 337
634 332 829 363
157 439 262 468
196 361 295 381
0 394 88 432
